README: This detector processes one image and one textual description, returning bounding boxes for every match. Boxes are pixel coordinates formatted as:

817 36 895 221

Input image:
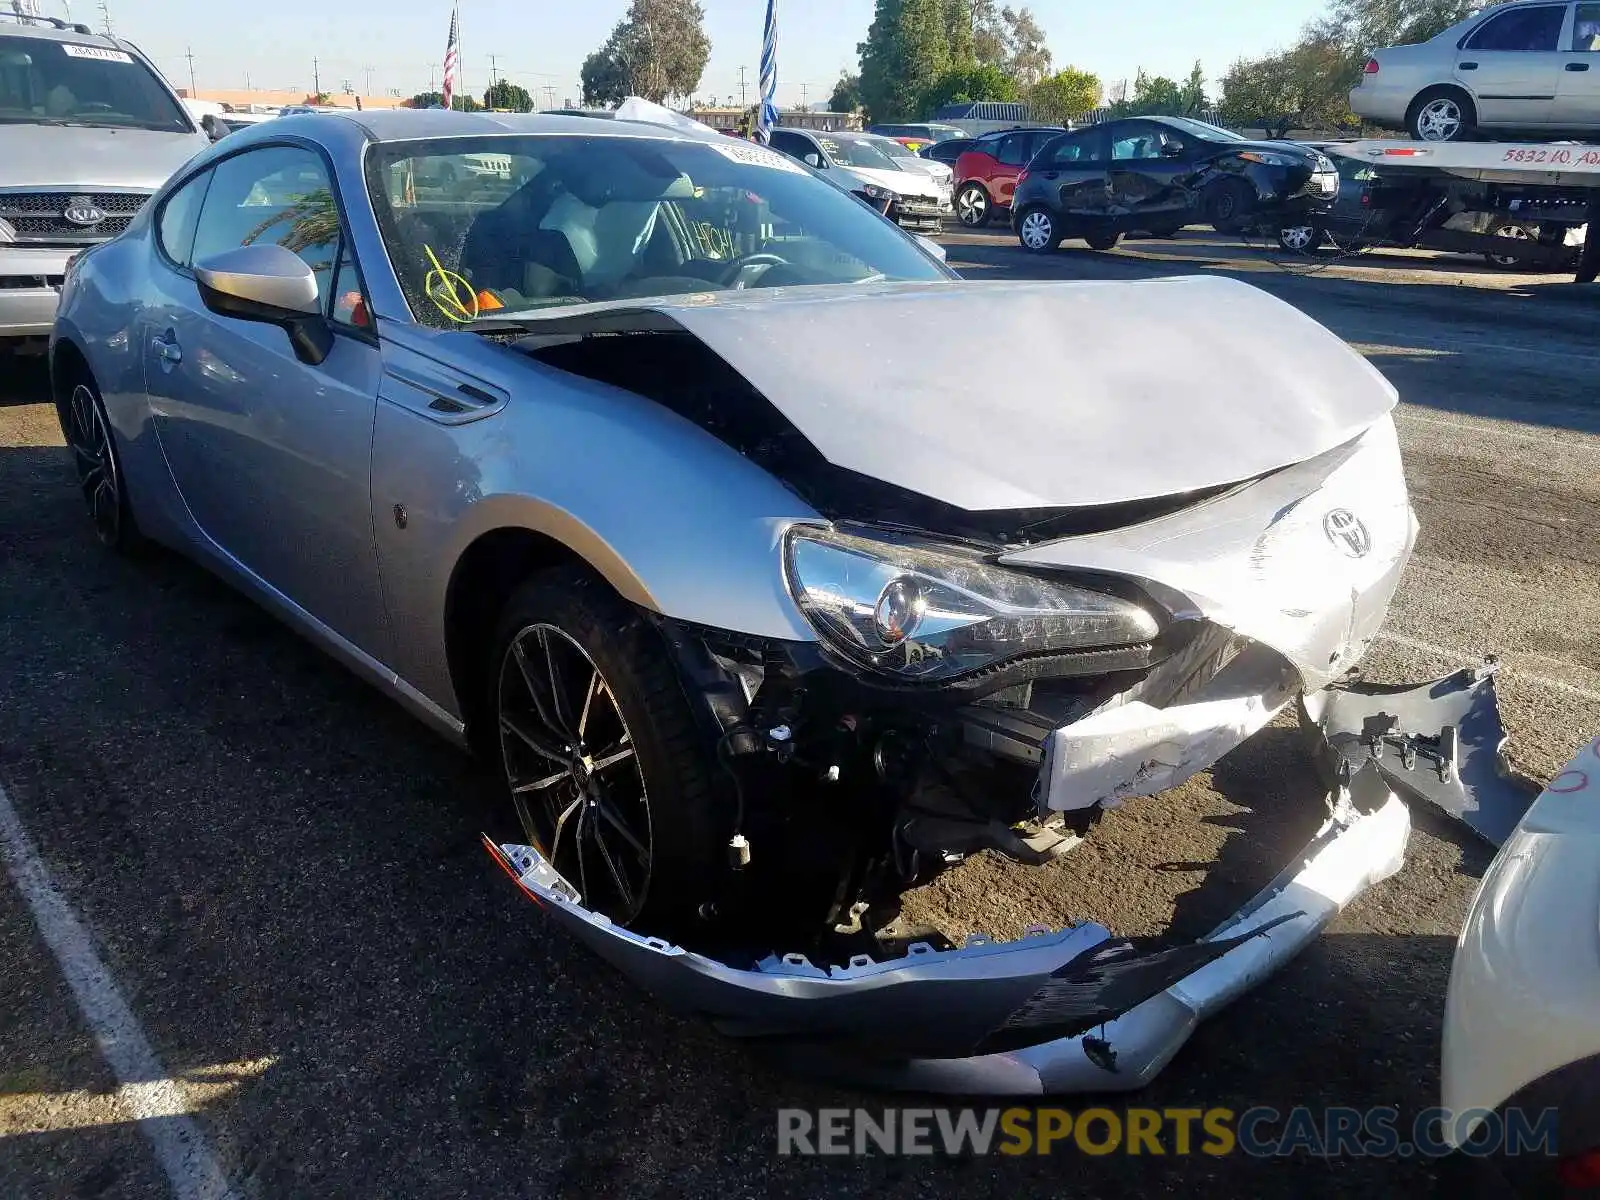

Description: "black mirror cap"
201 113 228 141
195 277 334 366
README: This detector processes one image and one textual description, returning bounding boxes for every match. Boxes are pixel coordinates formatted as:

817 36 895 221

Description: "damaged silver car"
51 105 1535 1094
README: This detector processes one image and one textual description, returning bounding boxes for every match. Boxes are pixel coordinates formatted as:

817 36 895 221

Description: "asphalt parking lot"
2 228 1598 1199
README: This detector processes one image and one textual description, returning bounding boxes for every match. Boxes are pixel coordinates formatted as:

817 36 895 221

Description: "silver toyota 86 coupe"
53 106 1449 1093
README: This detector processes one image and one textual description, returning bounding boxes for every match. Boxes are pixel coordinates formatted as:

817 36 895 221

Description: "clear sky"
64 0 1328 109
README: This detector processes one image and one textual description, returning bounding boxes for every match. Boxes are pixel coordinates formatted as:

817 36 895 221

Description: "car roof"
281 108 702 144
0 15 118 44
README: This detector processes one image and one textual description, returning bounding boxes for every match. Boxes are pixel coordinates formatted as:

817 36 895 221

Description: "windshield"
1161 116 1245 142
859 134 919 160
816 135 902 172
365 134 949 327
0 36 191 131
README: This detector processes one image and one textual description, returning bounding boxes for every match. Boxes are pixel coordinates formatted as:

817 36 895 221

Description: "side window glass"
1112 127 1160 160
155 169 211 268
1466 5 1564 50
1573 2 1600 49
191 145 343 305
996 135 1027 166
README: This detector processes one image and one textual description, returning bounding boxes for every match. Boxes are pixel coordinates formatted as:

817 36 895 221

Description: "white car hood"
593 275 1398 511
838 163 944 200
0 123 208 191
894 156 953 183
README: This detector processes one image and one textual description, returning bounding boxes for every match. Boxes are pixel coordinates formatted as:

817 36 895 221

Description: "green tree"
484 79 533 112
998 5 1051 85
858 0 953 122
1025 66 1101 124
450 94 482 112
1316 0 1485 51
1219 36 1359 136
580 0 711 106
829 71 862 112
409 91 444 109
970 0 1006 65
922 61 1020 111
1106 66 1205 118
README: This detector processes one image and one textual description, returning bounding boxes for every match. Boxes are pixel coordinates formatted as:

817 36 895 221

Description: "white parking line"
0 779 237 1200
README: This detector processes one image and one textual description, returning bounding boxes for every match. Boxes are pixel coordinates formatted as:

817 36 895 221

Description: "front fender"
370 334 824 716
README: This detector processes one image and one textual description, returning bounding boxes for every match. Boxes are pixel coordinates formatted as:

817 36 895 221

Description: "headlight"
783 526 1161 683
1239 151 1295 167
856 183 897 203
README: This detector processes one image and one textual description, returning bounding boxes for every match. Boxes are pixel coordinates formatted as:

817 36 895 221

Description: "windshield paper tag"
709 142 806 175
61 45 135 64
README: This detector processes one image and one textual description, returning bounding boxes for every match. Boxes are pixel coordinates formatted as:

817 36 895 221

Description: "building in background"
176 88 409 112
686 105 860 134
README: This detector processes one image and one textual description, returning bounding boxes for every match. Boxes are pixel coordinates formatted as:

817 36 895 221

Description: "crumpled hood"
0 124 208 191
839 164 944 200
559 276 1397 512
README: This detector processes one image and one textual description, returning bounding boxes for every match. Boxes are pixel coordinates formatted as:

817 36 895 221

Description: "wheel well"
50 338 92 423
444 527 588 756
1409 84 1475 120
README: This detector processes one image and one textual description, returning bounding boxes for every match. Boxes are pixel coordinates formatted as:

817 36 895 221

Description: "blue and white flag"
755 0 778 144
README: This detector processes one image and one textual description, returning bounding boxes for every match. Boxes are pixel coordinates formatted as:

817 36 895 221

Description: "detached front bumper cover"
485 663 1524 1095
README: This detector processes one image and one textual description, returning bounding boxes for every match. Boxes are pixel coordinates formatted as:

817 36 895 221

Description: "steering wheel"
720 252 791 289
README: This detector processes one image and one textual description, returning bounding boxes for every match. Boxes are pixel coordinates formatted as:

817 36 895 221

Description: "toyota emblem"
62 197 105 227
1323 508 1372 558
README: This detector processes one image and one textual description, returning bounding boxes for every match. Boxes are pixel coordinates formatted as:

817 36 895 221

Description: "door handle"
151 332 182 365
1041 171 1059 179
1567 61 1591 71
1459 61 1478 70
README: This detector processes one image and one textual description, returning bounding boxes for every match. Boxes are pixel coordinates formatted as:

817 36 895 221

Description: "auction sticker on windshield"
710 142 806 175
61 45 135 63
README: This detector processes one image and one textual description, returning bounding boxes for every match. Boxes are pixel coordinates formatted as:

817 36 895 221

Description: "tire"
1407 86 1475 142
1278 221 1322 254
488 566 724 936
1016 206 1060 253
1204 178 1255 233
1084 229 1122 252
1485 220 1537 269
56 364 144 554
955 182 991 228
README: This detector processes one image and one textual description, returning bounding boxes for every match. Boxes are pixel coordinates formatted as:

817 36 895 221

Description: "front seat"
459 175 584 297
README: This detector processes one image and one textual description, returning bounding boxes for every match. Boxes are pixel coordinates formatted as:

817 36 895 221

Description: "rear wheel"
1408 87 1475 142
489 567 723 935
1083 229 1122 252
1016 206 1060 253
955 182 991 228
59 368 143 553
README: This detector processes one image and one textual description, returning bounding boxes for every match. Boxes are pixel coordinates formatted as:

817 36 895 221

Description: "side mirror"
201 113 229 142
915 234 947 263
804 152 823 168
194 243 333 365
1160 140 1184 158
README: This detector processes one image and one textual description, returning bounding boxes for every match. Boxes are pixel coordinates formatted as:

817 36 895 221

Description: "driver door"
140 143 390 658
1455 2 1568 129
1106 122 1197 222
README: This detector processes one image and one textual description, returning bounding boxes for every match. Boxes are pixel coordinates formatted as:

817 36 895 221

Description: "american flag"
441 3 461 111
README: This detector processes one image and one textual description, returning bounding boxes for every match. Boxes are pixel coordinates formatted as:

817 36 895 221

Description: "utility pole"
185 45 196 97
96 0 111 35
738 65 747 109
429 64 436 94
543 85 555 108
800 82 808 110
312 56 321 98
487 54 498 86
363 65 374 95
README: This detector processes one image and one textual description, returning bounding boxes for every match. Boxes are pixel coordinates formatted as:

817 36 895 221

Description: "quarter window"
1573 2 1600 49
1465 5 1565 51
191 145 345 309
155 169 211 268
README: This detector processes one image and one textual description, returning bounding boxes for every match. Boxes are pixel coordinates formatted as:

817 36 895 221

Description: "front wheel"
1205 179 1255 233
955 182 991 228
489 567 723 935
1016 206 1060 253
1485 221 1536 269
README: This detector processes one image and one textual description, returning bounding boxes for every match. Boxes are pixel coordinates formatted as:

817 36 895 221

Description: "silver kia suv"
0 13 214 348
